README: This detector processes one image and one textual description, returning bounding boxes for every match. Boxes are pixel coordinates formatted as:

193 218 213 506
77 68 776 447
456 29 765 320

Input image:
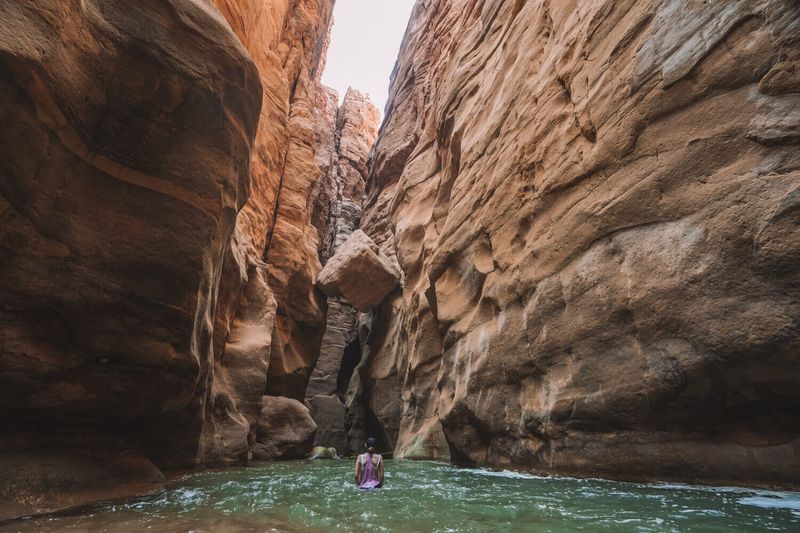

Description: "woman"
354 437 384 489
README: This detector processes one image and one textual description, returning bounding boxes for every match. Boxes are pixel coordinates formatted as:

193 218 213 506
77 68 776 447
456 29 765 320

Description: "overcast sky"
321 0 417 117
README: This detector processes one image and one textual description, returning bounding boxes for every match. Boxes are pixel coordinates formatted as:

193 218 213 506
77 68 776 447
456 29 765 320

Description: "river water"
4 460 799 532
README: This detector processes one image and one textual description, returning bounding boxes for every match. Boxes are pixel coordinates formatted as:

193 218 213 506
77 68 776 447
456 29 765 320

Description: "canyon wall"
0 0 355 519
359 0 800 486
205 0 335 464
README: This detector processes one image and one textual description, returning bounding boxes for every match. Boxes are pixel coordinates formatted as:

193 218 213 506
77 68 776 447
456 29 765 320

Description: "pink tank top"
358 452 382 489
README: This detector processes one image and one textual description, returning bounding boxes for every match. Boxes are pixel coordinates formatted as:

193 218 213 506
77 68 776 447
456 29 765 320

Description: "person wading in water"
354 437 384 489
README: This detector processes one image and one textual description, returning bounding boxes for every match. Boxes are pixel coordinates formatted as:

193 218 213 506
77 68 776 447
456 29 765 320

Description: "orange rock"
0 0 262 515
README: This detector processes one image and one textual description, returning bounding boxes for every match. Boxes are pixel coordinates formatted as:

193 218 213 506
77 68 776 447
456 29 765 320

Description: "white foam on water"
738 495 800 512
461 467 549 480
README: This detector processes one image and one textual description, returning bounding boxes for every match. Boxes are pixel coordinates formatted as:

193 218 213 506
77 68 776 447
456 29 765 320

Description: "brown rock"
306 89 379 450
307 394 348 452
0 0 340 519
254 396 317 460
359 0 800 487
0 450 164 522
316 230 401 311
0 0 260 476
200 0 344 453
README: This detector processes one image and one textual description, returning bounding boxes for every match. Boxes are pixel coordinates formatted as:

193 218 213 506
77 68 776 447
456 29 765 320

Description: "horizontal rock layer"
360 0 800 487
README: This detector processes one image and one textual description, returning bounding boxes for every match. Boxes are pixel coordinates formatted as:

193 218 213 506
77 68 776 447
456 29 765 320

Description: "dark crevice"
336 339 361 402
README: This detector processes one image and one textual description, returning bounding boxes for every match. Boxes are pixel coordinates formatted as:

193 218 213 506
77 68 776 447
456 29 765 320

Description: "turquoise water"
4 460 800 532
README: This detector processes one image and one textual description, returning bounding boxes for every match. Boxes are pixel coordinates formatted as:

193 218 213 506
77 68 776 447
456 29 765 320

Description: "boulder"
254 396 317 460
307 446 338 459
316 230 401 311
307 395 348 452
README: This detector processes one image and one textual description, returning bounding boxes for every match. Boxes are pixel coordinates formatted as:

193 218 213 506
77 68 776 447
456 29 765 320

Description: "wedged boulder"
253 396 317 460
316 230 401 311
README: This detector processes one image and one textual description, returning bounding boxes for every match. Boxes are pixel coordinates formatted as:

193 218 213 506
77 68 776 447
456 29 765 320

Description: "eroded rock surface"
0 0 261 512
317 230 401 311
306 90 379 451
0 0 347 518
253 396 317 460
359 0 800 486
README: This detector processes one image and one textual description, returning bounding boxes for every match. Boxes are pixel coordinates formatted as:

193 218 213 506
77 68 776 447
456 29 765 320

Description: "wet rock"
254 396 317 460
316 230 401 311
307 446 338 459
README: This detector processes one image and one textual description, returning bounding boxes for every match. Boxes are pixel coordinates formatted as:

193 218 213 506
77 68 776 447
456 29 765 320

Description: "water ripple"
3 461 799 532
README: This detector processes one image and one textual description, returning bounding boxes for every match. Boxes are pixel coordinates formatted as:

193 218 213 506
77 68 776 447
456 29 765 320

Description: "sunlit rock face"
210 0 335 427
360 0 800 486
0 0 261 519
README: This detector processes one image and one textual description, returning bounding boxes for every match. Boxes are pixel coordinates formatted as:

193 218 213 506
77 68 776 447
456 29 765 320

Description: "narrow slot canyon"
1 0 799 529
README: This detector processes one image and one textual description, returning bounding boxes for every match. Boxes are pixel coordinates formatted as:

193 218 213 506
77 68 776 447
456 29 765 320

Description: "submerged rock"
0 450 165 522
307 446 338 459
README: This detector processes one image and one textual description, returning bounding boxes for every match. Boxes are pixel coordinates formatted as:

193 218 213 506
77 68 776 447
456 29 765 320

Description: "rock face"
0 0 261 517
253 396 317 460
0 0 360 519
359 0 800 486
209 0 335 413
306 90 380 452
317 230 402 311
0 450 165 522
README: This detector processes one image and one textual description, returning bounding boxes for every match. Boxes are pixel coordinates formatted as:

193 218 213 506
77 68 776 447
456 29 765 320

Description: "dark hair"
366 437 377 448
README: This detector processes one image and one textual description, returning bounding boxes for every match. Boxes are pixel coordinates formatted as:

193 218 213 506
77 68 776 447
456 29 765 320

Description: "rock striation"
358 0 800 486
306 90 380 452
0 0 261 519
0 0 384 520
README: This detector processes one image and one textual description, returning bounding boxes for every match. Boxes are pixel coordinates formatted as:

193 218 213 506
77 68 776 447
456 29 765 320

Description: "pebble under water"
4 460 800 532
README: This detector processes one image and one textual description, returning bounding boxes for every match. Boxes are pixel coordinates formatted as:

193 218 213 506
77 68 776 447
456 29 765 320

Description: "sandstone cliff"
0 0 351 519
205 0 336 465
0 0 262 518
359 0 800 486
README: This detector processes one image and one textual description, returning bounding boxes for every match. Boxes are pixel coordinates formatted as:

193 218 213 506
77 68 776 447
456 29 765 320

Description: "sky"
321 0 417 117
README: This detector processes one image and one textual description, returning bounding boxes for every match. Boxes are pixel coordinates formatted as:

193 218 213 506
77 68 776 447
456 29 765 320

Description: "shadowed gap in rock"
336 339 361 402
